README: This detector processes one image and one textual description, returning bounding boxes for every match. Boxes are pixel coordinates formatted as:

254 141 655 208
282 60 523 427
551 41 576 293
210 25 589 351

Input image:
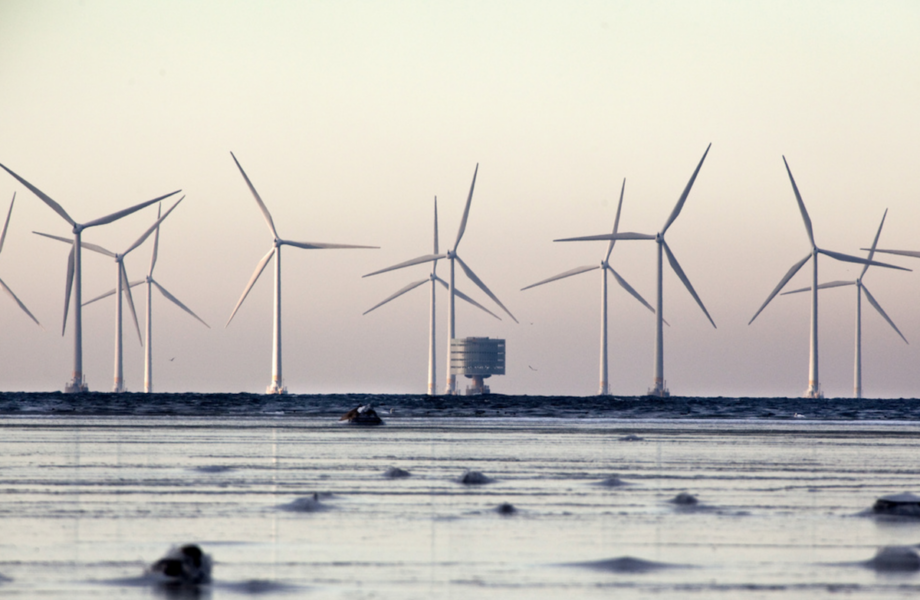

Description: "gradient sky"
1 0 919 397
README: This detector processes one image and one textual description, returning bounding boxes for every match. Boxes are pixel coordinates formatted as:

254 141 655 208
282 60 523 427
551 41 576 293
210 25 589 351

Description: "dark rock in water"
595 476 628 487
458 470 492 485
873 493 920 518
670 492 698 505
383 466 411 478
576 556 678 573
339 404 383 425
620 434 643 441
0 573 10 583
865 546 920 571
496 502 516 515
146 544 212 586
193 465 234 474
279 493 331 512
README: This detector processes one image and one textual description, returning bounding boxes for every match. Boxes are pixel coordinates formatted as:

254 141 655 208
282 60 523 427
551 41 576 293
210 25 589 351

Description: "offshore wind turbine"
226 152 378 394
1 193 42 327
748 157 909 398
781 209 908 398
556 146 715 397
522 179 656 395
362 197 500 395
0 161 179 392
356 165 516 394
38 197 184 392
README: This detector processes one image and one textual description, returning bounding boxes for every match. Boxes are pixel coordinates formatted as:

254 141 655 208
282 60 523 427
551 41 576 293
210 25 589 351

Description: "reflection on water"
0 416 919 598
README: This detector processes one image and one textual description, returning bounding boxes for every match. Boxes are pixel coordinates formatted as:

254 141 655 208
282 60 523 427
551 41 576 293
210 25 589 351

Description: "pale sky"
1 0 919 397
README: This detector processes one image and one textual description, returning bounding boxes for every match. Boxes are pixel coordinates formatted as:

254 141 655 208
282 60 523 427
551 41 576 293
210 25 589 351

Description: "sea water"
0 394 919 598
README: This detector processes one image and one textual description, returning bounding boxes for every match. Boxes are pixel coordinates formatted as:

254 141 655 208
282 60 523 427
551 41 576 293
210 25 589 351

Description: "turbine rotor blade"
454 164 479 251
433 196 439 255
62 245 75 336
226 247 275 327
556 232 656 243
0 276 42 327
662 143 711 235
0 163 75 226
0 193 13 255
860 208 887 279
862 284 908 344
434 275 501 320
862 248 920 259
662 240 715 328
230 152 278 239
608 266 655 315
148 204 161 277
782 156 815 247
363 253 446 277
121 263 142 345
33 231 116 257
818 248 911 271
363 278 428 315
749 252 812 325
455 255 518 323
83 190 180 229
780 280 856 295
123 196 183 257
521 265 598 291
606 178 626 261
151 279 210 328
282 240 378 250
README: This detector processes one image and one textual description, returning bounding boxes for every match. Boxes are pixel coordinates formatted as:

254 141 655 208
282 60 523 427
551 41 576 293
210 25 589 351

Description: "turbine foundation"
65 374 88 394
450 337 505 396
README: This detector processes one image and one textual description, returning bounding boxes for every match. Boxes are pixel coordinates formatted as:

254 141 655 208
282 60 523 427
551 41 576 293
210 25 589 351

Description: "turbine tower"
556 145 715 397
1 193 42 327
362 197 500 395
226 152 378 394
781 209 908 398
0 161 179 392
38 197 184 392
748 157 909 398
522 179 656 395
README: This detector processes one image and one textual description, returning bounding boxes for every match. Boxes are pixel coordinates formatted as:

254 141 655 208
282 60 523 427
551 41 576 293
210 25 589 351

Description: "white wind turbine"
556 145 715 397
362 197 500 395
357 164 517 394
37 197 184 392
0 161 179 392
522 179 657 396
226 152 378 394
780 209 908 399
748 157 909 398
1 193 42 327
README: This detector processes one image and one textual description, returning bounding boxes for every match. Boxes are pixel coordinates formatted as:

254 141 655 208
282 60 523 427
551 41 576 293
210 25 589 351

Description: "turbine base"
266 382 287 395
647 382 670 398
803 388 823 399
64 377 88 394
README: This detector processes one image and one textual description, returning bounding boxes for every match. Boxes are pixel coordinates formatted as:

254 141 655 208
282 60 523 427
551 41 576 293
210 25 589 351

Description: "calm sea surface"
1 393 919 598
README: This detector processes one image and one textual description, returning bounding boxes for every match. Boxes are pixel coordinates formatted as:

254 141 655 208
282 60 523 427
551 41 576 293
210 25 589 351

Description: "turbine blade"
148 204 161 277
362 278 428 315
433 196 439 255
226 247 275 326
782 156 815 247
455 255 518 323
662 240 715 328
860 209 887 279
605 179 626 261
151 279 210 328
121 263 142 345
62 245 75 336
520 265 599 291
608 266 655 315
435 275 501 320
0 276 42 327
862 284 908 344
0 163 75 226
862 248 920 259
454 163 479 250
363 253 446 277
556 232 656 243
818 248 911 271
33 231 117 257
780 280 856 295
749 252 812 325
282 239 378 250
0 193 13 255
230 151 278 239
123 196 183 257
83 287 117 306
83 190 180 229
662 143 711 235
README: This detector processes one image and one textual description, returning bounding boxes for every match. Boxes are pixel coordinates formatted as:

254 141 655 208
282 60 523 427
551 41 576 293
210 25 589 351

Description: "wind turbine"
0 161 179 392
1 193 41 327
780 210 908 398
556 145 715 397
748 157 910 398
356 165 516 394
37 197 184 392
362 197 500 395
226 152 378 394
522 179 656 395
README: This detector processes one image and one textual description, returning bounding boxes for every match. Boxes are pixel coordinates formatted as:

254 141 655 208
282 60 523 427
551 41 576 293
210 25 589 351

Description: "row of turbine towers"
1 148 917 397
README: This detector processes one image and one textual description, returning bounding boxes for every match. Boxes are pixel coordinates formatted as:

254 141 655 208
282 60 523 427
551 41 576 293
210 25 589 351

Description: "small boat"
339 404 383 425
